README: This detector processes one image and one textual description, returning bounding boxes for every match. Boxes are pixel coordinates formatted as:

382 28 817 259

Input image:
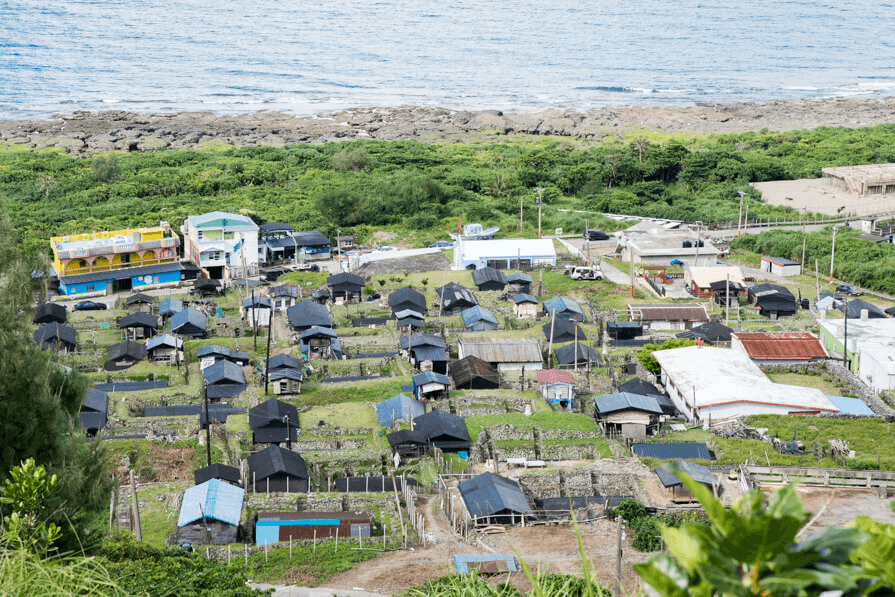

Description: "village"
29 167 895 594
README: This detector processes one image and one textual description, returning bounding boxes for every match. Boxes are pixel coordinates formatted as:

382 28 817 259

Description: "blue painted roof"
594 392 663 415
543 296 583 317
826 395 876 416
413 371 451 387
146 334 183 351
453 554 518 574
632 443 712 460
461 306 498 328
177 478 245 527
159 298 183 317
170 308 207 332
300 325 338 340
513 293 538 304
376 394 426 427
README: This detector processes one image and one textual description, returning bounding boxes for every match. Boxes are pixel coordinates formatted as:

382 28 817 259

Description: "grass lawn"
296 375 412 407
136 481 191 548
304 403 377 429
240 540 383 585
765 371 849 395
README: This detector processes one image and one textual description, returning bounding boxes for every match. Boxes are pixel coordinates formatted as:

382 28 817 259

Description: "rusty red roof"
733 332 828 360
536 369 575 384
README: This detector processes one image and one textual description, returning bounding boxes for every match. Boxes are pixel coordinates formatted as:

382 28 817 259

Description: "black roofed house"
461 306 499 331
311 289 330 305
300 326 339 360
287 300 333 332
33 302 66 325
79 388 108 436
593 392 663 439
194 463 242 486
203 359 247 400
542 317 587 344
293 230 331 255
327 272 365 304
840 298 887 319
250 398 299 445
607 322 643 340
197 345 249 367
472 267 507 292
170 307 208 338
412 409 471 453
146 334 184 363
34 323 77 352
399 333 448 373
266 354 304 395
388 287 427 318
512 293 538 319
269 285 298 311
436 282 478 315
118 312 158 340
395 309 425 330
505 272 532 294
193 277 222 296
387 429 429 459
709 280 746 307
450 356 500 390
655 461 716 502
676 321 734 345
259 222 296 264
543 296 583 322
125 293 154 314
747 284 797 319
105 340 147 371
459 472 535 527
248 445 310 493
554 342 601 369
412 371 451 401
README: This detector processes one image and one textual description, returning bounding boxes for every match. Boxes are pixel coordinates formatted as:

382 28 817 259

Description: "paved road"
249 584 385 597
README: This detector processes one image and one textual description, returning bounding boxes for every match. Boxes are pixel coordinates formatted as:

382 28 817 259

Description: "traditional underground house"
458 472 536 527
105 340 147 371
34 323 76 352
249 398 299 445
247 445 310 493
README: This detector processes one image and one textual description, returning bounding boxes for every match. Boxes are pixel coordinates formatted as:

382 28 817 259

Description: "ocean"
2 0 895 121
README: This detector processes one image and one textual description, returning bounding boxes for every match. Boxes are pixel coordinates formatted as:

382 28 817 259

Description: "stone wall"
517 459 651 503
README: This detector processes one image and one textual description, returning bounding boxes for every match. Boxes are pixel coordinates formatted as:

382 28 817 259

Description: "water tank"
682 240 692 248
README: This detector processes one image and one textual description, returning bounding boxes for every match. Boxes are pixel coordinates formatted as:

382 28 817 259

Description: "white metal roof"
653 345 838 412
686 265 745 288
819 318 895 346
458 238 556 261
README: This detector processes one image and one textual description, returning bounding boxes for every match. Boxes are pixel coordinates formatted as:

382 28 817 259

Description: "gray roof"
96 380 168 392
543 296 583 318
248 445 309 481
388 287 426 311
376 394 426 427
413 371 451 388
269 368 304 382
33 302 66 324
267 353 302 370
513 293 538 304
395 309 425 321
292 230 330 247
461 306 499 328
197 345 249 364
300 325 338 340
125 293 154 306
287 300 333 329
119 312 158 330
194 463 241 486
260 222 294 234
399 333 447 350
327 272 365 288
459 472 534 519
106 340 147 362
412 346 448 363
505 272 532 284
655 461 715 488
413 409 470 444
437 282 478 310
841 299 887 319
60 261 199 285
170 308 207 334
34 323 76 349
632 443 712 460
82 388 108 413
472 267 507 288
159 298 183 317
146 334 183 351
270 285 298 298
594 392 663 415
542 318 587 343
243 296 273 309
249 398 299 430
204 359 246 386
554 343 601 366
616 377 661 397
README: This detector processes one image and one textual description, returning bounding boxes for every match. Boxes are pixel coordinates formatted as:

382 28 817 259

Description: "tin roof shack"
684 265 745 299
105 340 147 371
554 343 602 369
458 336 542 372
542 317 587 344
457 238 557 271
652 345 839 422
608 321 643 340
462 306 499 331
655 461 716 502
327 272 365 304
33 302 67 325
394 309 425 330
506 272 532 294
400 333 448 374
124 293 154 314
543 296 583 322
437 282 478 315
387 429 430 459
249 398 299 446
594 392 662 440
747 284 797 319
731 332 828 364
537 369 575 410
170 308 208 338
146 334 184 363
266 354 303 395
79 388 108 436
412 371 451 401
34 323 77 352
471 267 508 291
676 321 734 345
512 293 539 319
248 445 310 493
628 303 708 331
177 479 244 545
203 359 247 400
300 326 339 360
287 300 333 332
459 472 536 527
616 224 721 267
269 285 298 312
818 318 895 391
760 256 802 276
413 409 471 453
376 394 426 427
822 163 895 196
256 512 371 545
197 345 249 367
159 298 183 320
118 312 158 340
388 287 427 318
194 463 242 486
450 356 500 390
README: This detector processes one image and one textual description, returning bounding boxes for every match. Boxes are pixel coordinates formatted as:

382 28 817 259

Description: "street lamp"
830 225 839 283
535 188 545 239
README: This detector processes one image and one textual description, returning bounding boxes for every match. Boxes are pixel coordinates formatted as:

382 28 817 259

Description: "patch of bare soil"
795 487 895 529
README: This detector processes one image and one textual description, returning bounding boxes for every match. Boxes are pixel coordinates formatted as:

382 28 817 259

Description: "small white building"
818 319 895 392
653 345 838 421
454 238 556 271
760 257 802 276
616 223 721 267
181 211 259 280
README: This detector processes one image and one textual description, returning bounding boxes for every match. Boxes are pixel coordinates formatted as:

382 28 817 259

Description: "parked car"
584 229 610 241
569 266 604 281
835 284 864 296
74 300 107 311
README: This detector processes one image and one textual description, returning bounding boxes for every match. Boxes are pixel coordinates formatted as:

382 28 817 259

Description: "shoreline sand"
1 97 894 155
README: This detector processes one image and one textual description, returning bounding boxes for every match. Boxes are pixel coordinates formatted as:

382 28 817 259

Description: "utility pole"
843 297 849 370
725 273 730 326
629 249 635 297
264 304 273 395
737 191 746 236
536 187 544 239
830 225 839 283
203 380 211 467
129 470 142 542
251 288 258 352
801 237 806 271
573 315 579 372
519 195 524 234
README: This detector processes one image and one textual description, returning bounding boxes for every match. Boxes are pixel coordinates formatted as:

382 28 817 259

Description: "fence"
743 465 895 490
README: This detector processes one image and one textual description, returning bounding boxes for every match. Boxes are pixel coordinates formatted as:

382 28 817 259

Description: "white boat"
449 223 500 241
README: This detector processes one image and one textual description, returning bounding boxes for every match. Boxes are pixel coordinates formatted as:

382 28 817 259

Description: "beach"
2 97 895 155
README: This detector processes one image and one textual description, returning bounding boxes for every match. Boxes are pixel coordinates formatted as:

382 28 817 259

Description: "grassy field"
765 371 853 396
296 376 412 407
241 541 385 585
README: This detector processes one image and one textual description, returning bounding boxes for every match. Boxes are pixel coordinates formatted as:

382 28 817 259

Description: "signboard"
555 228 563 235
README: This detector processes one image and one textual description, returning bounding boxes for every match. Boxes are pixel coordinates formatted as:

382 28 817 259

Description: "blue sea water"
1 0 894 121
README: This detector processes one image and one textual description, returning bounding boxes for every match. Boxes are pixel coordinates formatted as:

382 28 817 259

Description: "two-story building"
181 212 259 280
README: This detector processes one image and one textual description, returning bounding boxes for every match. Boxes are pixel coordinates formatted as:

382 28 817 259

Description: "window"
78 260 87 267
86 285 95 292
280 381 288 392
197 231 204 240
121 253 131 264
224 231 234 240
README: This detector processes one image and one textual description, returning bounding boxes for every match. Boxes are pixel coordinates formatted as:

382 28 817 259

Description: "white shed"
759 257 801 276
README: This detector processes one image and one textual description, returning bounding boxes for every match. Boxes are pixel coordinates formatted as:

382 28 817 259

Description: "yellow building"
51 222 180 277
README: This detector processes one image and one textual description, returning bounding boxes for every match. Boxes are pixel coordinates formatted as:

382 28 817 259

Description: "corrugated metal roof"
628 304 708 322
376 394 426 427
177 479 244 527
513 293 538 304
733 332 827 360
147 334 183 351
763 256 800 266
287 301 333 329
413 371 451 387
459 337 542 365
449 356 500 388
461 306 498 328
399 333 447 350
472 267 507 288
249 398 299 429
459 472 534 518
247 445 309 481
119 312 158 329
170 308 207 333
159 298 183 316
543 296 582 317
536 369 575 384
594 392 662 415
412 347 448 363
632 442 712 460
655 461 715 487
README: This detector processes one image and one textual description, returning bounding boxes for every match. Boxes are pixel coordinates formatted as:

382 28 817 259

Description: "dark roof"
543 296 583 318
542 318 588 343
655 461 715 488
748 283 794 301
249 398 299 430
34 323 77 349
197 345 249 364
450 356 500 389
79 411 107 432
616 378 660 397
413 371 451 388
388 287 426 311
333 476 417 492
394 309 425 320
260 222 294 233
253 426 299 444
396 315 425 329
461 306 499 329
170 308 207 334
352 317 389 327
195 463 241 486
472 267 508 288
270 285 298 298
267 354 303 370
412 346 448 363
106 340 147 362
118 312 158 330
203 360 246 397
125 293 154 306
399 333 447 350
554 343 601 366
513 293 538 305
293 230 331 247
82 388 108 413
709 280 745 292
287 301 333 329
387 429 428 448
505 272 532 284
437 282 478 310
60 261 199 285
194 278 221 290
147 333 182 352
243 296 273 309
841 299 887 319
143 404 242 417
413 409 470 444
248 445 309 481
376 394 426 427
632 443 712 460
458 472 534 519
327 272 365 288
300 325 339 341
677 321 734 343
607 321 643 340
594 392 663 415
269 368 305 383
158 298 183 317
33 302 67 324
96 380 168 392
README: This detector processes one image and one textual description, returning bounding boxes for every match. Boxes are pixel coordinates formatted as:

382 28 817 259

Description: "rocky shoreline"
2 97 895 155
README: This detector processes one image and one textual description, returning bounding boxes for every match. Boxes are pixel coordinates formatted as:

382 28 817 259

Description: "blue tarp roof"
170 308 207 333
376 394 426 427
159 298 183 317
458 472 534 519
632 443 712 460
146 334 183 351
177 478 245 527
413 371 451 387
826 395 876 416
543 296 583 317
